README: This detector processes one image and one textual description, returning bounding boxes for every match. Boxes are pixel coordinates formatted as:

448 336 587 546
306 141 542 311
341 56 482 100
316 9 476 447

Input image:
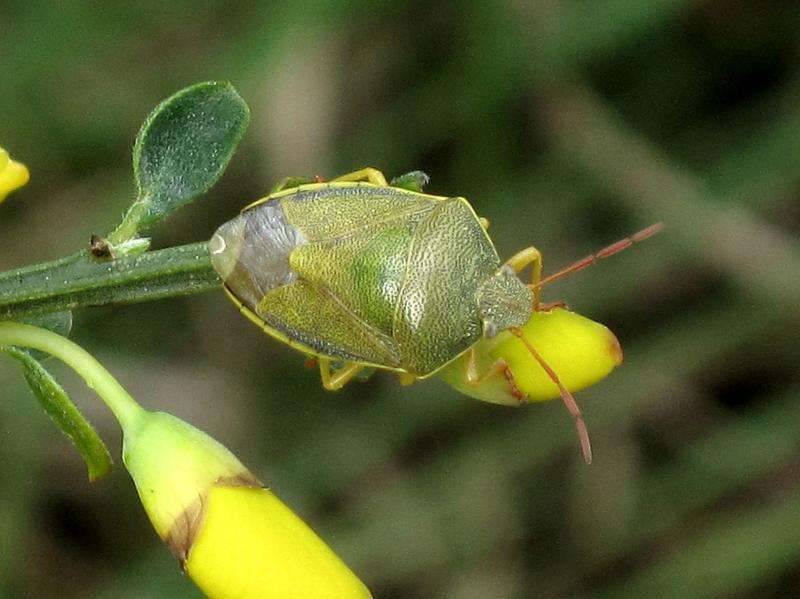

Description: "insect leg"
331 167 389 186
478 217 490 230
465 348 525 402
504 246 544 305
270 176 316 193
397 372 418 386
318 357 365 391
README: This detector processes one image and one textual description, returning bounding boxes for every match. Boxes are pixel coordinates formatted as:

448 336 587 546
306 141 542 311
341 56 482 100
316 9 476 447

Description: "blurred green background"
1 1 799 597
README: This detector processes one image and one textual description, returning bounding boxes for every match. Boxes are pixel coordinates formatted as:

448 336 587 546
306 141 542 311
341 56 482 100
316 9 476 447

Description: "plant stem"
0 242 221 320
0 250 86 284
0 322 144 430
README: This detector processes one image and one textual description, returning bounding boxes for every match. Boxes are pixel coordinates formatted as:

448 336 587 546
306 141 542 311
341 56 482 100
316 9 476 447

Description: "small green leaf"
4 348 112 481
111 81 250 243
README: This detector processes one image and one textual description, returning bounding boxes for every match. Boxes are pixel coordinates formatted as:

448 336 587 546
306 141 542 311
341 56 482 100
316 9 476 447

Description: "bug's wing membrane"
394 198 501 376
255 281 401 367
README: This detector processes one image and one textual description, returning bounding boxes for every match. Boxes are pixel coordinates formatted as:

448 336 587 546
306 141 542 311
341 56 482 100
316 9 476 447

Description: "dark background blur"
1 1 799 597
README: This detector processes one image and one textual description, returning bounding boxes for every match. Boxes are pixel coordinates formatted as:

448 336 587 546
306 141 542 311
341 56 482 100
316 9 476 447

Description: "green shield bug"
210 168 661 463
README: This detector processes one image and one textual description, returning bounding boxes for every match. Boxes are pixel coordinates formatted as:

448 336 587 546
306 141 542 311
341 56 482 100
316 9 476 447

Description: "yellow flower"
187 486 368 599
123 411 371 599
0 146 30 203
438 307 622 406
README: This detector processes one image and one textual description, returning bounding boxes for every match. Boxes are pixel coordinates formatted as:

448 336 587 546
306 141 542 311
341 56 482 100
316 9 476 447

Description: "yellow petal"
186 486 372 599
438 308 622 405
0 147 30 204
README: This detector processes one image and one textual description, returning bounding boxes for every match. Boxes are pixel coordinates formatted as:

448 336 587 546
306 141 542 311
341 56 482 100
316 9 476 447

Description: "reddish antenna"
511 223 662 463
533 223 663 290
510 328 593 464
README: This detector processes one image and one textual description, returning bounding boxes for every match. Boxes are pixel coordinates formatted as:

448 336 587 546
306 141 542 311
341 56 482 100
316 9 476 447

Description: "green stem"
108 198 149 245
0 322 144 430
0 241 221 320
0 250 86 284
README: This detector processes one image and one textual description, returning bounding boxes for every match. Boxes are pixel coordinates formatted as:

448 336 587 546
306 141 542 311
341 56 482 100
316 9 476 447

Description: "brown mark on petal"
166 471 261 566
607 330 624 366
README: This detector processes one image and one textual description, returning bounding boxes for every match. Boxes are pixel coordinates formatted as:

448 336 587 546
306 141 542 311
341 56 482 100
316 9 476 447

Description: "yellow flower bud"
187 486 369 599
439 307 622 406
0 146 30 203
123 411 371 599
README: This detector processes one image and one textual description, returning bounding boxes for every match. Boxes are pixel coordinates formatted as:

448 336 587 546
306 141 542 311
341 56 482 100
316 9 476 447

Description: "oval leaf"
4 347 113 481
112 81 250 242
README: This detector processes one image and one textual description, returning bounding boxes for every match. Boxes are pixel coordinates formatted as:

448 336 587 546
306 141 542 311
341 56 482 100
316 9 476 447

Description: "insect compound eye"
483 320 499 339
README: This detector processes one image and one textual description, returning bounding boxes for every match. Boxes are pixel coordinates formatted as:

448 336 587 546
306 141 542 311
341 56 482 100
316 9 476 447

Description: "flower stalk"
0 322 143 430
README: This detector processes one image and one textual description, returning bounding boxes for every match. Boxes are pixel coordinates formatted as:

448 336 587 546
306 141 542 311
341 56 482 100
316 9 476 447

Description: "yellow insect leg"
504 246 543 305
331 167 389 187
464 347 524 401
318 358 365 391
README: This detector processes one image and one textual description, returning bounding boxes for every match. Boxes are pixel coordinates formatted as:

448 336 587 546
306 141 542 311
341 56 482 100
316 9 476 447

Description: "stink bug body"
210 168 537 384
211 168 661 463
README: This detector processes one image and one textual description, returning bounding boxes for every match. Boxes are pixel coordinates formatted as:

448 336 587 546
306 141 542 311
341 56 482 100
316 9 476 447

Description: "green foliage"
0 82 246 321
3 348 112 482
0 82 246 503
112 81 250 243
0 313 112 482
